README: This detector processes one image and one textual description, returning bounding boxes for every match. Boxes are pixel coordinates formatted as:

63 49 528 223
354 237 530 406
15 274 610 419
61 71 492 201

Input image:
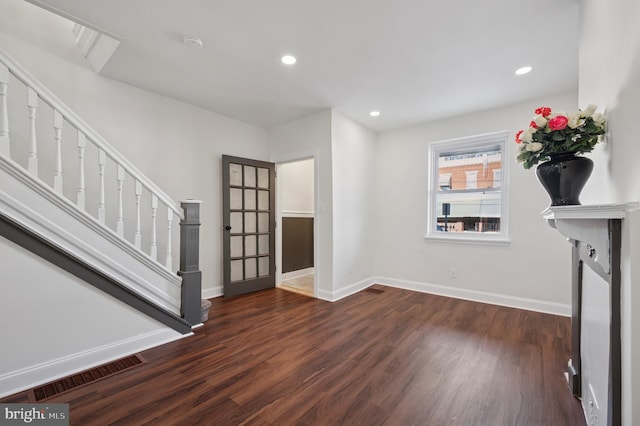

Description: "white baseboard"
205 275 570 317
374 276 571 317
202 286 223 300
317 276 377 302
0 328 189 399
281 267 314 281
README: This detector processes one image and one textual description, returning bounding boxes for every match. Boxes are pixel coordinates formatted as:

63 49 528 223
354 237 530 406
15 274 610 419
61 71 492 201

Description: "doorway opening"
276 157 316 297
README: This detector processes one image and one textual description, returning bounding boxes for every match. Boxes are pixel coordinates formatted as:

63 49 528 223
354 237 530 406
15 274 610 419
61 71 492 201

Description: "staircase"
0 47 202 332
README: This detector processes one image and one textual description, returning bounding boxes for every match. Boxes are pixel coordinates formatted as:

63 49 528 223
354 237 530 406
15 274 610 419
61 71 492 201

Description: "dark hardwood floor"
2 285 585 425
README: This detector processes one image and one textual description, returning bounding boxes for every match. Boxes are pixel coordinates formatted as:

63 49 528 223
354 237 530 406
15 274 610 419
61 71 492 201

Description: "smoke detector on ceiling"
183 35 204 49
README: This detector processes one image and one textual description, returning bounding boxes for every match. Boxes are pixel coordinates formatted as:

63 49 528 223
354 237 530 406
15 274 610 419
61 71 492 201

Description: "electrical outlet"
450 268 456 279
586 383 599 426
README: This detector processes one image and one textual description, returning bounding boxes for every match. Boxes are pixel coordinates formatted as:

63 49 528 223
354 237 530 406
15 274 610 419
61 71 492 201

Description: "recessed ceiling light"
370 111 381 117
281 55 297 65
515 66 532 75
183 35 203 49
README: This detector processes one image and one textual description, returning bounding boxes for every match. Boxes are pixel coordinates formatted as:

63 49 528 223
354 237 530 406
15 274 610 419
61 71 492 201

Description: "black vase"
535 153 594 206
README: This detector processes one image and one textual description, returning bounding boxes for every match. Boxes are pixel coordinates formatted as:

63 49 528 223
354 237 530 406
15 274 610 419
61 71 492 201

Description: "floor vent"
364 287 385 294
27 354 146 402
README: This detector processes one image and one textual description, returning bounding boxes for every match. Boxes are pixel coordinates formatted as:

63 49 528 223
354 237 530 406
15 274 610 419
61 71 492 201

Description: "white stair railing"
0 48 183 272
0 47 203 326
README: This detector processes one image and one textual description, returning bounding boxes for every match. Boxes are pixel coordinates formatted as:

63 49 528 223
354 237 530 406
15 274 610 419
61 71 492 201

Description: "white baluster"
150 194 158 260
0 63 9 157
98 149 106 223
27 87 38 176
165 207 173 269
53 110 63 194
76 131 86 210
116 164 124 237
134 180 142 249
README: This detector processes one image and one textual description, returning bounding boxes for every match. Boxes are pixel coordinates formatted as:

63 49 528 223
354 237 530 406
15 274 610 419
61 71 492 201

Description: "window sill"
424 234 511 246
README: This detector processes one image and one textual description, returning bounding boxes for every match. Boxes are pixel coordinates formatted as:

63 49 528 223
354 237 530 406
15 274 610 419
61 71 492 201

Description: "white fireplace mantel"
542 204 633 274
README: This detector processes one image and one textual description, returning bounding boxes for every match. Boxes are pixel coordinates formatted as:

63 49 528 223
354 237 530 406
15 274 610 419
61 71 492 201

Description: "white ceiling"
26 0 579 132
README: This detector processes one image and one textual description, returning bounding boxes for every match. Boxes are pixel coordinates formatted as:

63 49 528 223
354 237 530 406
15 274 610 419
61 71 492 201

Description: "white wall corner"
317 276 376 302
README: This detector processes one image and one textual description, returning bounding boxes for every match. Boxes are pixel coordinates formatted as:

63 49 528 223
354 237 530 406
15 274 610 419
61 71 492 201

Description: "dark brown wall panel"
282 217 314 273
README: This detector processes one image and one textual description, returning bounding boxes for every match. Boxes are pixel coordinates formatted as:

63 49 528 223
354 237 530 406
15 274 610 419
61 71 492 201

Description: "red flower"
515 130 523 144
529 120 538 129
535 107 552 117
548 115 569 131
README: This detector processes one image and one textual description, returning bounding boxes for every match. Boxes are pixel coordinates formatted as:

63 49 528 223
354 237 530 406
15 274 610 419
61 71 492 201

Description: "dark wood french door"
222 155 276 297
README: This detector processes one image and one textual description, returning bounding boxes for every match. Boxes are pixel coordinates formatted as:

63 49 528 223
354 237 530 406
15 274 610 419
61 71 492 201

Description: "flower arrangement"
515 105 606 169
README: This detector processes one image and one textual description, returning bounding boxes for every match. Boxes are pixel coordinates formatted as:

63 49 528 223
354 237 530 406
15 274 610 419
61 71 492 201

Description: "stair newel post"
134 181 142 249
98 149 106 223
27 87 38 176
116 164 125 237
76 131 86 210
165 207 173 270
178 200 202 325
0 63 10 157
150 194 158 260
53 110 63 194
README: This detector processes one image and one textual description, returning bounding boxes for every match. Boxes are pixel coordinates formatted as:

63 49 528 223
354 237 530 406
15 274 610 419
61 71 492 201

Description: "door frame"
274 151 319 297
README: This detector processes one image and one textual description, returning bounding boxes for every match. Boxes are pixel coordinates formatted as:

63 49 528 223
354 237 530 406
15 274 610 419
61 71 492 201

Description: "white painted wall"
280 159 314 214
331 110 376 298
0 0 269 395
0 0 269 298
579 0 640 423
268 110 333 300
373 92 577 313
0 236 182 398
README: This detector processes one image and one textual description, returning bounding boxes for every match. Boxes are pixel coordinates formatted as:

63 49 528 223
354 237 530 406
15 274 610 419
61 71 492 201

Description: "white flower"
521 127 536 143
582 104 597 117
592 112 606 124
567 111 585 129
526 142 543 152
533 115 548 128
518 143 528 154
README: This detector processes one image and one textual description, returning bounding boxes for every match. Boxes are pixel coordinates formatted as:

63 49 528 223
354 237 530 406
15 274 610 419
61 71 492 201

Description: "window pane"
258 168 269 189
258 212 269 233
244 212 256 233
258 235 269 255
244 165 256 187
245 258 257 279
258 190 269 210
438 147 500 191
230 188 242 210
429 132 507 240
230 212 243 233
230 236 243 257
258 256 269 277
244 189 256 210
245 235 257 256
229 163 242 186
436 193 501 233
230 260 243 282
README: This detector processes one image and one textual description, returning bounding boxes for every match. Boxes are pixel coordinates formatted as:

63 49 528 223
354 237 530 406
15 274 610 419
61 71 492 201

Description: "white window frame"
426 130 510 245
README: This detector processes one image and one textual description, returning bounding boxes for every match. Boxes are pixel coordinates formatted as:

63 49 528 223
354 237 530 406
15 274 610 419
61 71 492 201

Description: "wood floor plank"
1 286 585 425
